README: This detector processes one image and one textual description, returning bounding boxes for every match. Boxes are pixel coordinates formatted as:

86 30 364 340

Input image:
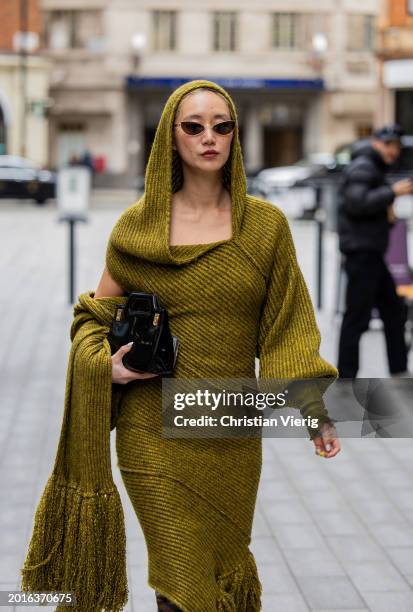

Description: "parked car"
135 175 145 194
249 153 337 217
251 136 413 219
0 155 56 205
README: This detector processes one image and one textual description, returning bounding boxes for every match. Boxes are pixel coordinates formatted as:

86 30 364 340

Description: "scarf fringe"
20 473 128 612
217 550 262 612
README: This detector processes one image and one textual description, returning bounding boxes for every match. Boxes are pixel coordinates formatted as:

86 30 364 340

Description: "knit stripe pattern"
20 79 338 612
20 295 129 611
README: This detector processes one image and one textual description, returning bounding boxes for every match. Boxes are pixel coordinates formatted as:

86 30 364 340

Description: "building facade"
41 0 381 180
377 0 413 133
0 0 50 164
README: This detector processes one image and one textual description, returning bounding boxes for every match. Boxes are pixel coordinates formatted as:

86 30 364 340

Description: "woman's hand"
312 421 341 458
111 342 160 385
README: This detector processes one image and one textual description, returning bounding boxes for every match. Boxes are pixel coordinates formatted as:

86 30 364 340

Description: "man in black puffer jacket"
337 124 413 378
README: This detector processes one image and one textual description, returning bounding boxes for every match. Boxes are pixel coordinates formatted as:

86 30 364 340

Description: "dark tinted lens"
214 121 235 135
180 122 204 135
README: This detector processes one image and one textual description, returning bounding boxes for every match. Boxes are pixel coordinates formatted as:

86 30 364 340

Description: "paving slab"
0 202 412 611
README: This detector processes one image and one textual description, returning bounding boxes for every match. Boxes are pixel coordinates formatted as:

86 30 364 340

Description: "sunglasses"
173 120 235 136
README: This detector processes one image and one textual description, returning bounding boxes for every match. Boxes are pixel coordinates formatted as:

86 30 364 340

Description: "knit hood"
108 79 247 267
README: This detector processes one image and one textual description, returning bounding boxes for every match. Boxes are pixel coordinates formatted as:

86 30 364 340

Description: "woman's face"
172 90 234 174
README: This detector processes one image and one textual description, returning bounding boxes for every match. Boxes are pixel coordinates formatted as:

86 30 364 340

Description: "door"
263 127 303 167
57 123 86 167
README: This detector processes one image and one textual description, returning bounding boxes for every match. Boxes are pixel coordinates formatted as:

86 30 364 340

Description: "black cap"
373 124 404 143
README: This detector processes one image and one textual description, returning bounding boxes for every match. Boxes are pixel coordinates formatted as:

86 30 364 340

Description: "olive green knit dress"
20 79 338 612
104 79 338 611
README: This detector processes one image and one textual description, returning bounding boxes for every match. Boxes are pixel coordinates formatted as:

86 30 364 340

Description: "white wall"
0 55 50 165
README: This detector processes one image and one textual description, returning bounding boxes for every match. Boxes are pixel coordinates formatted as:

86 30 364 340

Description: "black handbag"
107 292 179 375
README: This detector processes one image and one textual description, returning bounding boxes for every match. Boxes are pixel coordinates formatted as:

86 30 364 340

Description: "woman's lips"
201 152 219 158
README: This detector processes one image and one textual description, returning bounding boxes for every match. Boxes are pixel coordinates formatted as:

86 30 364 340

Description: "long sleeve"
341 165 394 218
256 212 338 439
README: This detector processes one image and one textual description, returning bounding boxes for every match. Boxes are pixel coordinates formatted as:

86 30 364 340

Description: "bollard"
57 166 91 304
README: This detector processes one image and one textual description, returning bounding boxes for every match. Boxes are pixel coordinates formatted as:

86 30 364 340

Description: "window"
44 10 105 51
396 90 413 136
272 12 302 49
213 12 237 52
152 11 176 51
347 14 376 51
356 124 373 139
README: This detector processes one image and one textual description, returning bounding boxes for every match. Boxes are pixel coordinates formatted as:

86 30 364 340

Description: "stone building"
41 0 381 181
377 0 413 133
0 0 50 164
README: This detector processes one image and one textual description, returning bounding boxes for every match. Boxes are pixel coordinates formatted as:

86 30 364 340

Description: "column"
244 104 263 174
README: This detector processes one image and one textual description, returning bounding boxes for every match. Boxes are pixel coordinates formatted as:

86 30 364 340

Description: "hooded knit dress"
20 79 338 612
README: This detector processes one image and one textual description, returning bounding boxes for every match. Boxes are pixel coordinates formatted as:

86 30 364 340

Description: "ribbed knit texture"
20 295 129 611
20 79 338 612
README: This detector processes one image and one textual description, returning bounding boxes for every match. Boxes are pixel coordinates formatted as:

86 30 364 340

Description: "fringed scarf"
20 294 128 610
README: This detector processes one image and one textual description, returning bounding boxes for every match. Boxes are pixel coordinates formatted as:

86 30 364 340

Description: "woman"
21 79 340 612
96 80 340 610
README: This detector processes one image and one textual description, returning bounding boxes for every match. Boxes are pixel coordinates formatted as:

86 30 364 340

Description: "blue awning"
126 76 324 91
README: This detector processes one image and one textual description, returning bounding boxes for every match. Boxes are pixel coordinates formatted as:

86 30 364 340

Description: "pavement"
0 194 413 612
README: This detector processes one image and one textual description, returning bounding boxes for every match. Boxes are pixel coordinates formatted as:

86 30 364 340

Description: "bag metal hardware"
108 292 179 375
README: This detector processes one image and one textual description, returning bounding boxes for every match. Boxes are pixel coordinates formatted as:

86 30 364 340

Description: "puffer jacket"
337 144 395 254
